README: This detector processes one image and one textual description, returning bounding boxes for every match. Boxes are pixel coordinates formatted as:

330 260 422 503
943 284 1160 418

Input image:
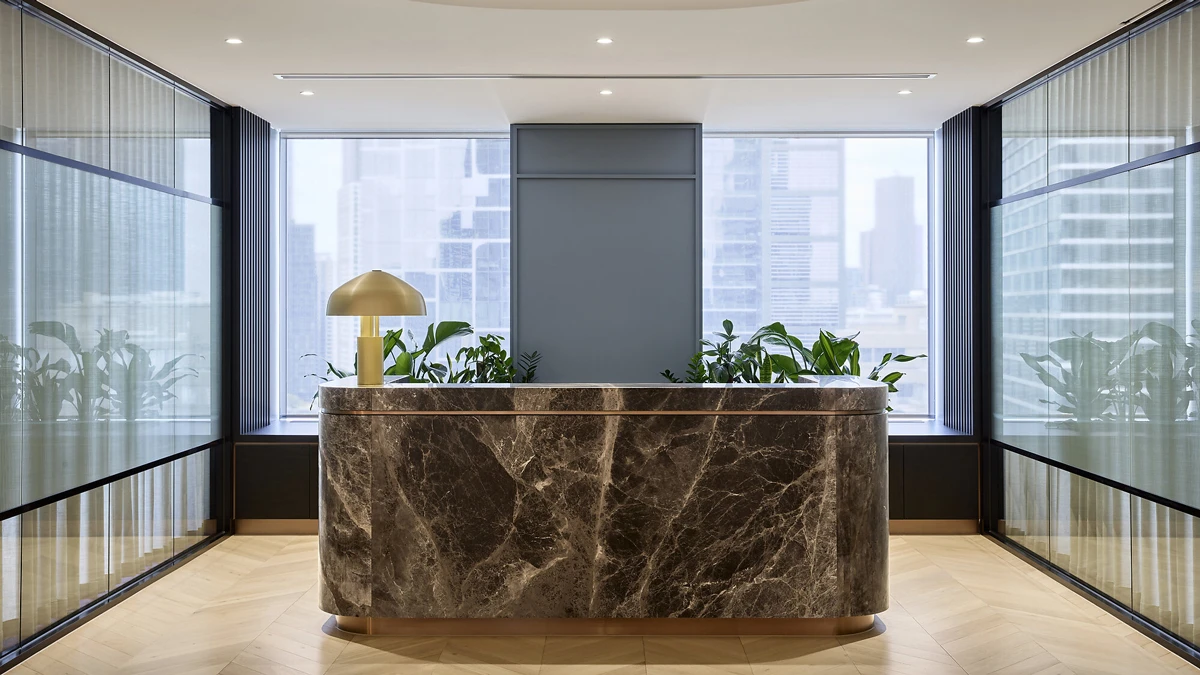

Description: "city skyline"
285 136 931 414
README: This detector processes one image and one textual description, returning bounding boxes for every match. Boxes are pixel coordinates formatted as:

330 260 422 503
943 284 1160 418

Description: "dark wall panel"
234 444 316 519
941 108 984 437
902 443 979 520
512 124 701 383
888 445 905 519
233 108 271 434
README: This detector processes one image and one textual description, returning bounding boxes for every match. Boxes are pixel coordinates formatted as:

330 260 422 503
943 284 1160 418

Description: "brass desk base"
335 615 876 637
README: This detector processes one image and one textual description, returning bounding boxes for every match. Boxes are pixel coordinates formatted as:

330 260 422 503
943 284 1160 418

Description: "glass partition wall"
993 3 1200 650
0 2 224 659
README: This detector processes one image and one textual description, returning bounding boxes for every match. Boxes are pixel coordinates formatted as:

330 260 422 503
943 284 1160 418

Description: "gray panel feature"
512 124 701 384
514 126 698 176
516 178 697 382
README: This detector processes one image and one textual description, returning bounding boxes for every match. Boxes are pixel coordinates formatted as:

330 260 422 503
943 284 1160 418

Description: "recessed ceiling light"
600 89 613 95
225 38 243 44
967 36 984 43
898 89 913 95
300 90 315 96
597 37 613 44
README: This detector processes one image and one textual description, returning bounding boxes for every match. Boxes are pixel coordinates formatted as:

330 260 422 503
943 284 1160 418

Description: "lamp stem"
357 315 384 387
360 315 380 338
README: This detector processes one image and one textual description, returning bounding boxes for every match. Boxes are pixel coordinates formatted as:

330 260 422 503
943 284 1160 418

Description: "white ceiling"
44 0 1159 132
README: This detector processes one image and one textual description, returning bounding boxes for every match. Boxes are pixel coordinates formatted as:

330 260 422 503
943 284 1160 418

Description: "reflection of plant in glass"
1020 321 1200 425
0 323 196 422
1020 332 1135 424
20 346 71 422
106 332 197 422
1 334 24 423
1131 322 1197 423
663 320 925 411
29 321 111 421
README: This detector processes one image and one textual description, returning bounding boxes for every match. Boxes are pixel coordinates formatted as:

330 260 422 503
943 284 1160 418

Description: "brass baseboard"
889 519 979 535
334 615 876 637
233 519 319 535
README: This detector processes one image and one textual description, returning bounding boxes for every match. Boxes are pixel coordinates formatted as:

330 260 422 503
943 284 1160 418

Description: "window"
282 137 511 415
702 137 932 415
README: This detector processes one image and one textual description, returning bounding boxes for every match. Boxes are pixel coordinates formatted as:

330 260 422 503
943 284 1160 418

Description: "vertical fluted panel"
941 108 982 436
233 108 271 434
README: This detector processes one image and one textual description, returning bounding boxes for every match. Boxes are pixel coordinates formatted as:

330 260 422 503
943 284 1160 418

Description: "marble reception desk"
317 379 889 635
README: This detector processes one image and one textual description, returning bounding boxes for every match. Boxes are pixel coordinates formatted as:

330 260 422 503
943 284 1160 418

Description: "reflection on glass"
1127 159 1197 507
175 201 220 452
1048 43 1130 184
1132 496 1200 645
110 464 171 587
23 158 110 505
1002 451 1050 558
701 137 931 413
20 485 108 640
22 16 110 168
282 138 513 415
1050 470 1132 605
1044 173 1131 483
992 196 1049 454
175 91 212 198
172 450 212 552
110 181 179 476
0 517 17 655
1001 87 1048 197
110 57 175 187
1 149 18 513
1130 5 1200 161
11 159 221 510
0 3 20 143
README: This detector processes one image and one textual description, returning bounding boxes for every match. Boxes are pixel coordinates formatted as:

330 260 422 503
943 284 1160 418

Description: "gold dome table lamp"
326 270 427 387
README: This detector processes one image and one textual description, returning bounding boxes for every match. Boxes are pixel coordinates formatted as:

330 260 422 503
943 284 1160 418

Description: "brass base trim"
889 519 979 535
333 615 876 636
233 519 319 535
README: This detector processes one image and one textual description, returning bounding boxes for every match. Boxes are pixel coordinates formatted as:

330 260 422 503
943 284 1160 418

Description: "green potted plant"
305 321 542 407
663 319 925 411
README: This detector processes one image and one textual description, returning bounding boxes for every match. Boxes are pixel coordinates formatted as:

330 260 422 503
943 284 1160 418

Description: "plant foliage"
662 319 925 411
0 322 196 422
1020 320 1200 425
304 321 542 407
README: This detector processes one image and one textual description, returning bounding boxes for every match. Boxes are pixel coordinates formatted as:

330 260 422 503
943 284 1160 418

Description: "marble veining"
318 379 889 621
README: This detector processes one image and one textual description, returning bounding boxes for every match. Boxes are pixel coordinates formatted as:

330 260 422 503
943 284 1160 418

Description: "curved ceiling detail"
410 0 810 9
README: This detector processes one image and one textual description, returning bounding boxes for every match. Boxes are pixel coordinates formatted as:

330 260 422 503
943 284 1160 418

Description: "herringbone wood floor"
8 535 1198 675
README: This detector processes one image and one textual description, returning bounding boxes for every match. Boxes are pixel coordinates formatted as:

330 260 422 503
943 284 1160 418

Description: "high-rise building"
322 138 511 378
286 223 320 409
864 175 922 303
703 137 845 338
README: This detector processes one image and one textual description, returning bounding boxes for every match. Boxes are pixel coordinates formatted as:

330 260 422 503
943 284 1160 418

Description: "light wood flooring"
7 535 1199 675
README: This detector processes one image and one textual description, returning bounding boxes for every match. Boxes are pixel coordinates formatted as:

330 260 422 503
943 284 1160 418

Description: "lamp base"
357 335 384 387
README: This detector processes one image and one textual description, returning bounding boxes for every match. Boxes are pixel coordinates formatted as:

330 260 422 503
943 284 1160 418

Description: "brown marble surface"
318 379 889 621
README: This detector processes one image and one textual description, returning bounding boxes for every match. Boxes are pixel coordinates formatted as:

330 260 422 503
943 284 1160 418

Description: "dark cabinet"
234 443 318 519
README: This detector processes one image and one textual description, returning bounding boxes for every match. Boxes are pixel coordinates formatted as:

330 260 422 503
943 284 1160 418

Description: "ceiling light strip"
274 73 937 81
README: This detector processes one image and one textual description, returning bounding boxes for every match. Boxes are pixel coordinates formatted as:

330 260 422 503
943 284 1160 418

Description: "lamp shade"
326 270 427 317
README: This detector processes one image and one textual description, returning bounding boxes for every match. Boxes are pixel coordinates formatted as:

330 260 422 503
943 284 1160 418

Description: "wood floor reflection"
8 535 1198 674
